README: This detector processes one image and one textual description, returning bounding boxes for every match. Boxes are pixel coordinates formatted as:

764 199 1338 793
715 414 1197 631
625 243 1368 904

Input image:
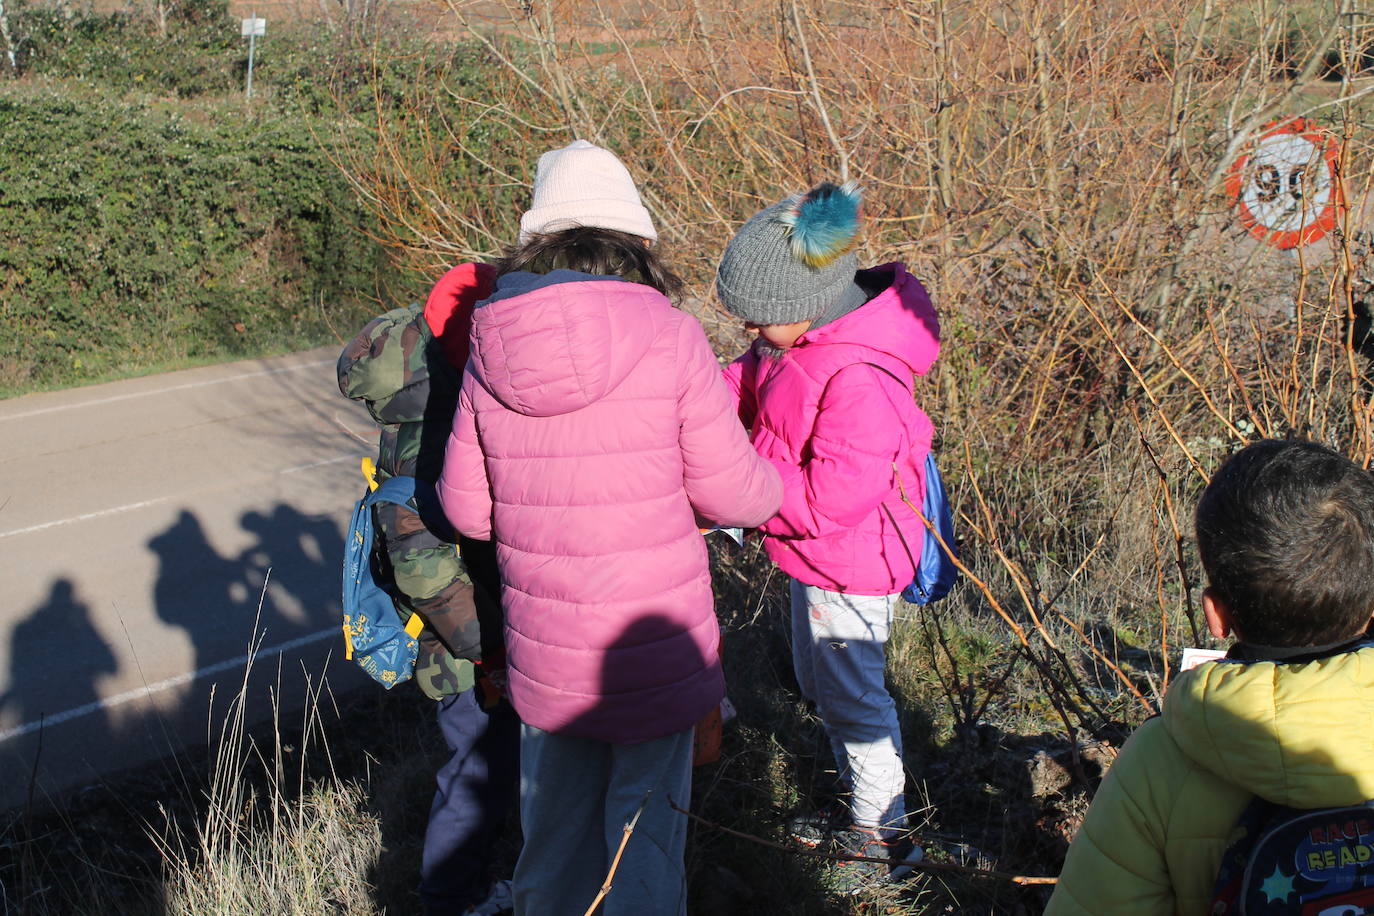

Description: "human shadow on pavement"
143 509 260 759
0 504 351 810
239 504 346 641
143 506 351 760
0 578 172 915
0 501 369 910
0 579 118 805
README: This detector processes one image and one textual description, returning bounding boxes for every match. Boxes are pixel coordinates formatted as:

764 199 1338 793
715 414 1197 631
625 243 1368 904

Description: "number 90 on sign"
1225 117 1343 250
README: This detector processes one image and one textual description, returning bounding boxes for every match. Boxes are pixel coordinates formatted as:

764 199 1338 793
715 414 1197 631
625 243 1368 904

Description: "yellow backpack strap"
404 613 424 639
359 459 422 640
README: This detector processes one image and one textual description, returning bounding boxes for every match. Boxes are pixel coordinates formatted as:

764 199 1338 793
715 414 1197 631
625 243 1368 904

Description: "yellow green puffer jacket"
1046 643 1374 915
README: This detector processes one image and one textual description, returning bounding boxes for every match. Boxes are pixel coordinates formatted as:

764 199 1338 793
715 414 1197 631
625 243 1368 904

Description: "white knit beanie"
518 139 657 243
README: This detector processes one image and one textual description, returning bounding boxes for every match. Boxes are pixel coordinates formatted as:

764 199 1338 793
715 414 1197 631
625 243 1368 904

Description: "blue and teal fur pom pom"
777 180 862 268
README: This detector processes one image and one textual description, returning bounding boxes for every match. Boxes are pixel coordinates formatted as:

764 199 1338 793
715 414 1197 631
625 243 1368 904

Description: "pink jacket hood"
799 263 938 375
468 270 654 418
724 263 940 595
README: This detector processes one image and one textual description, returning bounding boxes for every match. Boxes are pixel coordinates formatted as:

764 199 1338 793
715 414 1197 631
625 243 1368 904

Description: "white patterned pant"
789 578 907 837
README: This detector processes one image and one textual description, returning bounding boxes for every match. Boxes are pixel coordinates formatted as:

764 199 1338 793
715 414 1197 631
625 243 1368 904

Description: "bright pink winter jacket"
723 263 940 596
437 270 782 744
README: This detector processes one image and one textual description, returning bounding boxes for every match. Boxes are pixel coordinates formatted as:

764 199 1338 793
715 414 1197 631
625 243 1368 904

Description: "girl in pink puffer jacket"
717 181 941 893
437 140 781 916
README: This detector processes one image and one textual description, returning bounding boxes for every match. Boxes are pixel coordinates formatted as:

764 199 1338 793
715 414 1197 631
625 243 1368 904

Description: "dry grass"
148 651 387 916
158 782 383 916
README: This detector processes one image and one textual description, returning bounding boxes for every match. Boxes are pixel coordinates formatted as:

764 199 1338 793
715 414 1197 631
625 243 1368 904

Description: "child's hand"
474 658 508 708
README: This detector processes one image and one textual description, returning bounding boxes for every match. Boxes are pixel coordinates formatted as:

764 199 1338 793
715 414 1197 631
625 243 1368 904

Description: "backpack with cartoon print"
1210 797 1374 915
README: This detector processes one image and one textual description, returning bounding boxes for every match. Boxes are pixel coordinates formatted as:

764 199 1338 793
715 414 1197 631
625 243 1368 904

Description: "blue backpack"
901 451 959 606
341 471 424 689
1211 797 1374 915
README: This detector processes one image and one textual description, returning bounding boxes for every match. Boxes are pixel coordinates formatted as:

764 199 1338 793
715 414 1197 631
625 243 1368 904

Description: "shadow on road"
0 500 436 915
1 503 348 808
0 579 119 805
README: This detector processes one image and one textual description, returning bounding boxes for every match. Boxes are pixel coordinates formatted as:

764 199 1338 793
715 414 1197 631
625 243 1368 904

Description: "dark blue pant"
514 725 693 916
419 687 521 914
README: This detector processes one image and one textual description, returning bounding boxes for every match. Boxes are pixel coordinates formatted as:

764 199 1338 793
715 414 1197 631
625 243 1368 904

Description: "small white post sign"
241 15 266 98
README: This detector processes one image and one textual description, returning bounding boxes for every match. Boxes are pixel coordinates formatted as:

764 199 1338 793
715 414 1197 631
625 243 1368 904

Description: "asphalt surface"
0 347 381 809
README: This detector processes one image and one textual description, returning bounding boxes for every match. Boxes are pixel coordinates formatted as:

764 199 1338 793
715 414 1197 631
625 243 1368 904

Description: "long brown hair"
494 227 684 300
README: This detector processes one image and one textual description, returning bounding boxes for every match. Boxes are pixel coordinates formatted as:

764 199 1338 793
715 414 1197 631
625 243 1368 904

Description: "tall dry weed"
150 620 387 916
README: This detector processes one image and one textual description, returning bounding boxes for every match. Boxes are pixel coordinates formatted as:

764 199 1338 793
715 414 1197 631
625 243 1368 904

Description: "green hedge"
13 2 242 99
9 5 406 116
0 0 532 395
0 90 389 391
0 5 517 394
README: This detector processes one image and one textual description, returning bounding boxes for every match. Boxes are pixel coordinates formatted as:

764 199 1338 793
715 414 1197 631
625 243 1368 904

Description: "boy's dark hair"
495 227 684 300
1195 438 1374 647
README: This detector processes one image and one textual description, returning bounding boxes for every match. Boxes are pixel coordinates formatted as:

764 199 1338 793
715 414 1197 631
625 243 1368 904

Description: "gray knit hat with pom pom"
715 181 864 326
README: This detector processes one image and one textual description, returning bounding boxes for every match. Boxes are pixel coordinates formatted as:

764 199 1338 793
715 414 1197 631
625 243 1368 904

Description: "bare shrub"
341 0 1371 719
333 0 1374 902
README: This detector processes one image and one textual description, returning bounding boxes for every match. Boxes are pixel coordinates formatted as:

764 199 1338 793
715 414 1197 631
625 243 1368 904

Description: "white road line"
0 497 173 540
0 454 356 540
282 455 357 476
0 358 336 423
0 628 339 744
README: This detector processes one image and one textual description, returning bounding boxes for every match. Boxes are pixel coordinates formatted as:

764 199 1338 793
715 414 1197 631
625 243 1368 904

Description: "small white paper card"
1180 647 1227 672
702 526 744 546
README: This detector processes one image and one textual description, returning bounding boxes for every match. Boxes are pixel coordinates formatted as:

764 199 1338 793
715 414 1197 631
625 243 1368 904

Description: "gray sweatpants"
513 724 693 916
789 577 907 838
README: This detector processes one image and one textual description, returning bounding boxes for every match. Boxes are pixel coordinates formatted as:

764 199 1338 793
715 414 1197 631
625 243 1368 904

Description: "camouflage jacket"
338 303 498 699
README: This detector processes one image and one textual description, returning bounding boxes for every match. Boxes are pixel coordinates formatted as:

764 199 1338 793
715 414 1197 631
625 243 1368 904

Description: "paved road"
0 348 381 809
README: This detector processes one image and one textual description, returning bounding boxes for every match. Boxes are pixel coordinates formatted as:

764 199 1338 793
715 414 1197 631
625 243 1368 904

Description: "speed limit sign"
1225 117 1344 249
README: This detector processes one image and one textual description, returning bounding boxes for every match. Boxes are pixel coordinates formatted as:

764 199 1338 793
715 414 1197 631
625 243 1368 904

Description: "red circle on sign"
1225 117 1344 249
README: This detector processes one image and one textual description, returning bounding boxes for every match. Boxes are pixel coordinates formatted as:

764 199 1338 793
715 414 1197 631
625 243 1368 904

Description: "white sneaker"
467 879 514 915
